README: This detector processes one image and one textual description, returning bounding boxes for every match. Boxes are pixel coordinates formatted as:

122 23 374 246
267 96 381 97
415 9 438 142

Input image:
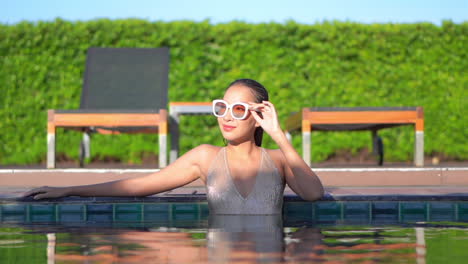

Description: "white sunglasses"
212 99 253 120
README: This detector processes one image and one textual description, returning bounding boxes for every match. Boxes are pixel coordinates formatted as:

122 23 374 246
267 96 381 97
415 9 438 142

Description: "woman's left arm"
250 101 324 201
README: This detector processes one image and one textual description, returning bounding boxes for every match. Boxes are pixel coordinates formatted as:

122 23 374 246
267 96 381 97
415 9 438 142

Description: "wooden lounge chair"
47 47 169 168
285 107 424 167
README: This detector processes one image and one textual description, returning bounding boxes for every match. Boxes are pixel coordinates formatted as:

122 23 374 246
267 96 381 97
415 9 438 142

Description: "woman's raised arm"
250 101 324 201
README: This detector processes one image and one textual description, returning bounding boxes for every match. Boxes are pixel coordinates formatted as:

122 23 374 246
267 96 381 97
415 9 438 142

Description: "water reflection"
208 215 285 263
3 217 468 263
52 229 209 263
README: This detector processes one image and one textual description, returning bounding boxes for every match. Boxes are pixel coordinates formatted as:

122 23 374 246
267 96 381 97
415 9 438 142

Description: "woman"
24 79 324 214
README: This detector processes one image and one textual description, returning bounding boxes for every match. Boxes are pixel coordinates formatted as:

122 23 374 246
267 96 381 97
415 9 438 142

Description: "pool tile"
429 202 455 221
87 204 113 213
283 202 314 222
457 202 468 221
144 203 170 212
58 204 85 213
284 202 313 214
315 202 342 222
372 202 399 223
115 204 142 213
400 202 427 222
200 203 210 216
87 213 113 222
401 202 426 211
1 214 26 222
30 204 56 213
144 212 170 221
372 202 399 211
173 212 199 221
345 202 370 211
60 213 85 222
115 212 141 222
30 213 56 222
344 202 371 223
172 203 199 213
430 202 454 210
457 202 468 212
1 204 27 214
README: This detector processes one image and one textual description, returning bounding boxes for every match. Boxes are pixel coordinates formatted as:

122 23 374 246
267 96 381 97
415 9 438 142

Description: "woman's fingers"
22 186 45 197
262 101 277 112
22 190 33 197
33 193 49 200
249 102 273 112
248 103 266 111
22 186 60 200
250 109 263 123
249 102 278 118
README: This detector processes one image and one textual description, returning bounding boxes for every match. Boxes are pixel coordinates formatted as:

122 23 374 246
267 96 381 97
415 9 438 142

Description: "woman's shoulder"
186 144 223 164
193 144 223 155
177 144 222 163
188 145 223 179
262 148 285 172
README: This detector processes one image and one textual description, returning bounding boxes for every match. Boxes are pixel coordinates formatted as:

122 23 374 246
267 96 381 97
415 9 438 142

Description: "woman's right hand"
22 186 70 200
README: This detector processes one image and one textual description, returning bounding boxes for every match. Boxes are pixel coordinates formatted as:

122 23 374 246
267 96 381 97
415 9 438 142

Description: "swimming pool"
1 200 468 263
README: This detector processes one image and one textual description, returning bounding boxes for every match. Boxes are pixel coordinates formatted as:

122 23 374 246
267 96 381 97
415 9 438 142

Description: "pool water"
1 201 468 263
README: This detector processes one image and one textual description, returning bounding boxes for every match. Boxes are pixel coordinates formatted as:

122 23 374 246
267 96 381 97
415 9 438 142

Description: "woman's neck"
226 140 259 158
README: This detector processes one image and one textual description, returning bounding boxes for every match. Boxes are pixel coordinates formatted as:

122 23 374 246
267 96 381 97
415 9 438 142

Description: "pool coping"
3 190 468 204
1 167 467 203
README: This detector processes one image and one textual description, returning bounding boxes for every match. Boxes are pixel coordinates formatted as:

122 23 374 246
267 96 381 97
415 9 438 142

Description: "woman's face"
217 85 259 144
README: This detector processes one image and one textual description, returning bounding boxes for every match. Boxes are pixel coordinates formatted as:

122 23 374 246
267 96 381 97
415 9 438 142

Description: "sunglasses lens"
214 101 227 116
232 104 247 119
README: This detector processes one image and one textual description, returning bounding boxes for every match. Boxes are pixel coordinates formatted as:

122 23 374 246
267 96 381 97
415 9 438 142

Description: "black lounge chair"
47 47 169 168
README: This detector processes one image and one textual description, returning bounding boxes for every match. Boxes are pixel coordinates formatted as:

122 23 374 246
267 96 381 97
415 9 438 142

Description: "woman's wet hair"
227 79 269 146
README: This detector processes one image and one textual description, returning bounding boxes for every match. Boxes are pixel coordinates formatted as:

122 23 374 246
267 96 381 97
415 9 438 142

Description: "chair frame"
285 107 424 167
47 110 168 168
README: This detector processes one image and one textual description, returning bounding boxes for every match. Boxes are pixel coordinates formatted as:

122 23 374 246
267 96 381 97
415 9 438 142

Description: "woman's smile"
222 124 236 132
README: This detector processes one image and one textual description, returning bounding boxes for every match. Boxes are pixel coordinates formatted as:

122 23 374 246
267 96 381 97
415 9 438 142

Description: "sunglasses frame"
212 99 251 120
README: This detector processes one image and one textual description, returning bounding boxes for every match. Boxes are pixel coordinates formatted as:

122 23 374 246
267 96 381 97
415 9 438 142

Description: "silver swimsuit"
206 147 285 215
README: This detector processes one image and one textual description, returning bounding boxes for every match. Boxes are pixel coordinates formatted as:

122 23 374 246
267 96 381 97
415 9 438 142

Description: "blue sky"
2 0 467 25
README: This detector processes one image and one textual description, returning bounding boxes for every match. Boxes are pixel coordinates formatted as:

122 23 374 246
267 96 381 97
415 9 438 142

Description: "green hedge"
1 19 467 165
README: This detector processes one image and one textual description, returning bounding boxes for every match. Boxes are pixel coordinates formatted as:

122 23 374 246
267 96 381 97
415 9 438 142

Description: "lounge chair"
47 47 169 168
285 107 424 167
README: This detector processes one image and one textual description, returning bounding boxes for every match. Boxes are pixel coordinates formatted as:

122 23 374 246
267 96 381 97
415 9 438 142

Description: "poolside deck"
1 167 467 202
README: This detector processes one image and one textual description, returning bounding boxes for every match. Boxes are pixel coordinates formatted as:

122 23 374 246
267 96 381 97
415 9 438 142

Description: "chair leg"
372 131 384 166
302 131 311 167
47 132 56 169
47 115 56 169
169 114 180 164
159 134 167 168
79 132 91 167
415 131 424 167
